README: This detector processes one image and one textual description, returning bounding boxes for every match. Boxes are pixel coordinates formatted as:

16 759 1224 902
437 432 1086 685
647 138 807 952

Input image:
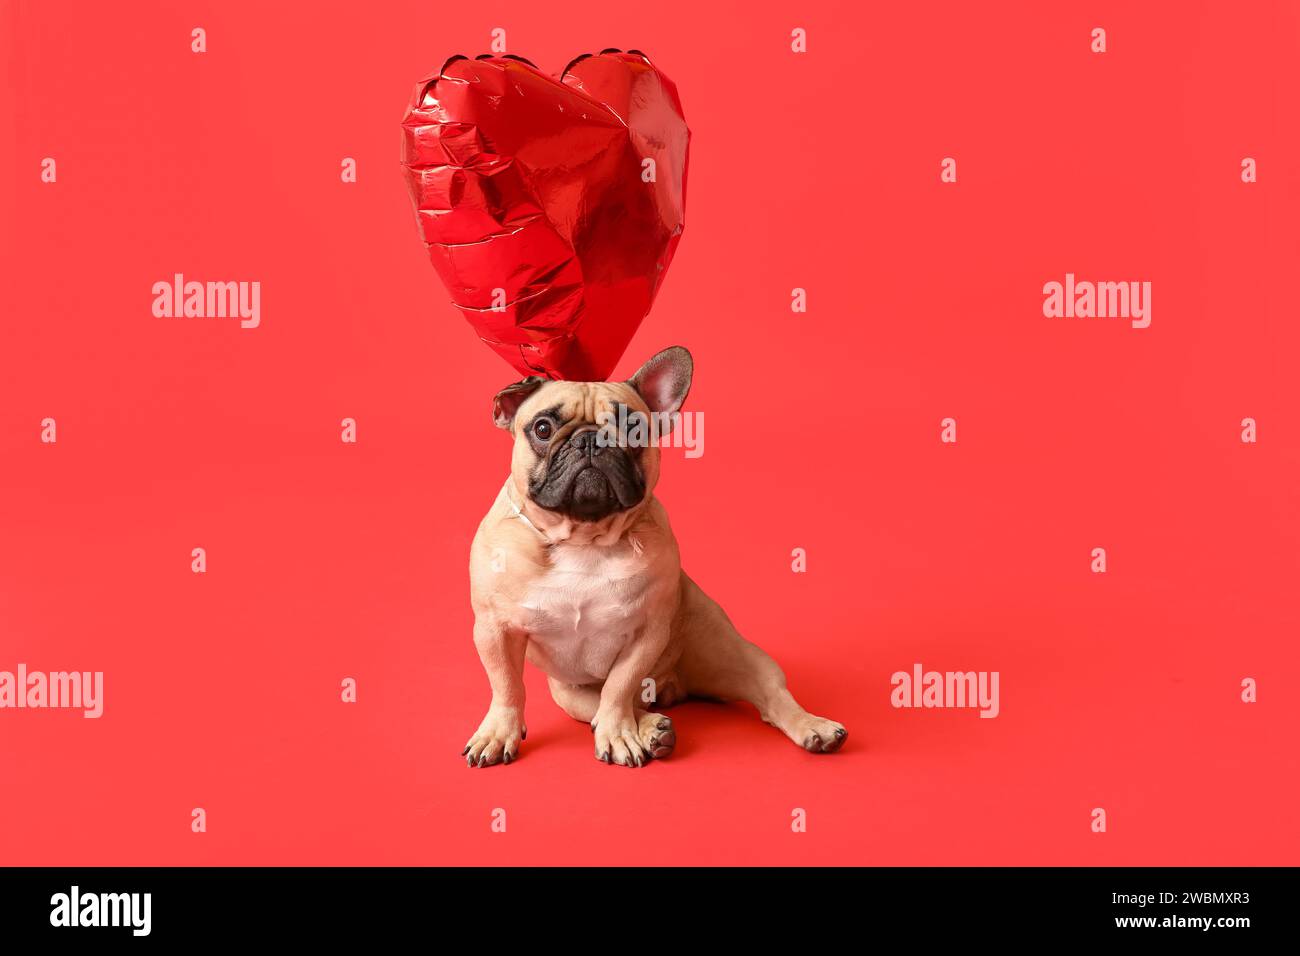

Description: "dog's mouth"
528 439 645 523
571 467 613 513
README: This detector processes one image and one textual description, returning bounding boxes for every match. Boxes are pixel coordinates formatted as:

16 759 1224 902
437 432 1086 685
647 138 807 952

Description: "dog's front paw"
591 709 649 768
463 706 525 767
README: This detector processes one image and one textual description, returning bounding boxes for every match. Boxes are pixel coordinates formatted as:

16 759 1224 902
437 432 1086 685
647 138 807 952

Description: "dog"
464 346 846 767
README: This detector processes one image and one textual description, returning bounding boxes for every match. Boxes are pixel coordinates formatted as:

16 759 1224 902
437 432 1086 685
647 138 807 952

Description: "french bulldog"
464 346 846 767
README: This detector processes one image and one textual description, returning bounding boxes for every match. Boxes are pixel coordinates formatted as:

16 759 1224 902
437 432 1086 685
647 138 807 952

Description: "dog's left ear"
628 346 693 419
492 376 547 430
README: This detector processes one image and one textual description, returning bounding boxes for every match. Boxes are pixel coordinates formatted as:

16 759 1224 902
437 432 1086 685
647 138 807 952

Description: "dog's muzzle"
528 426 645 522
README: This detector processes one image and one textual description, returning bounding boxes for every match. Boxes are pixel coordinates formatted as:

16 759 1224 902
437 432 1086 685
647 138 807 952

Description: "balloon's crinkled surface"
401 51 690 381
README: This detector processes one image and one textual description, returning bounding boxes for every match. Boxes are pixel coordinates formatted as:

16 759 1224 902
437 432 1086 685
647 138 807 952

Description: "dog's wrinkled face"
493 347 693 525
514 382 649 523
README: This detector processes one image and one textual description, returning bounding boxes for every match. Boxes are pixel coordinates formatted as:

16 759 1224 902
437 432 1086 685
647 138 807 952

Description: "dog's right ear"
492 376 548 430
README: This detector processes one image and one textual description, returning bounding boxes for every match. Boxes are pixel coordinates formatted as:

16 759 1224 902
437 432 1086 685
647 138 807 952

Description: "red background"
2 0 1297 865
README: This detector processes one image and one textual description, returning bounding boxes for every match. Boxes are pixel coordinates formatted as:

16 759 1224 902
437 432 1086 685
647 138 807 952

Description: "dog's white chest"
516 539 653 683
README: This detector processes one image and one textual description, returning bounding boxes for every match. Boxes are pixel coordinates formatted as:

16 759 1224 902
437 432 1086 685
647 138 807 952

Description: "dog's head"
492 347 693 530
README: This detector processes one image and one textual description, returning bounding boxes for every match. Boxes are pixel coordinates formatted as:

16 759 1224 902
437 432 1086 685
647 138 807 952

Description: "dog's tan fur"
464 347 846 767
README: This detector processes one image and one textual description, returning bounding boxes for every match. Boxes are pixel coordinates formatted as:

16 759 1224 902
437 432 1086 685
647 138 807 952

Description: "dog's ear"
628 346 693 417
492 376 548 430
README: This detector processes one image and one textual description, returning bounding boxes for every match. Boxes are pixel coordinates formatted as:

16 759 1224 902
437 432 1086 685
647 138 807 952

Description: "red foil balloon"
401 51 689 381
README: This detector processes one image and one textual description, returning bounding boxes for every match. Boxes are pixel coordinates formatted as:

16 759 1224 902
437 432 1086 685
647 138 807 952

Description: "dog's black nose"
569 428 601 457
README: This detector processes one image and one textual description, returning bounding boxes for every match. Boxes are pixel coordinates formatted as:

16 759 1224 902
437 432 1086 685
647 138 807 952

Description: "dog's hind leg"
674 573 847 753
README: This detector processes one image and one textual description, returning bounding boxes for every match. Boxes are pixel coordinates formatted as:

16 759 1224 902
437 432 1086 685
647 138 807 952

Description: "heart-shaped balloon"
400 51 689 381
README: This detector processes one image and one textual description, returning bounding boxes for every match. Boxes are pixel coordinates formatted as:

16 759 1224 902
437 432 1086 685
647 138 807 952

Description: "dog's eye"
532 418 553 441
